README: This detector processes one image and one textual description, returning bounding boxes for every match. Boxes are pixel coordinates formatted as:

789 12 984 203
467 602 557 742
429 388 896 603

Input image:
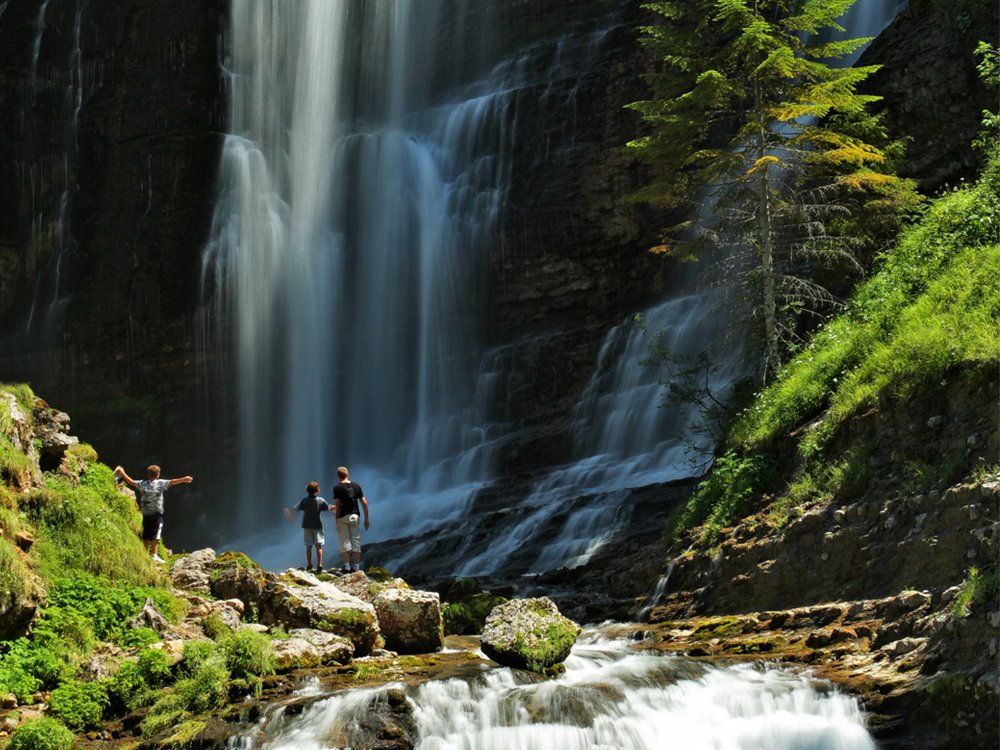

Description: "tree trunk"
754 78 779 383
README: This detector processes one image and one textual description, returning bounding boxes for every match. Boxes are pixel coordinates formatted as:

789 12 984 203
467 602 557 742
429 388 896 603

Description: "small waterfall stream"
231 633 876 749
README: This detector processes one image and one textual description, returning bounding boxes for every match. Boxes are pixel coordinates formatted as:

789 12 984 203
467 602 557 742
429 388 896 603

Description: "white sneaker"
152 554 166 563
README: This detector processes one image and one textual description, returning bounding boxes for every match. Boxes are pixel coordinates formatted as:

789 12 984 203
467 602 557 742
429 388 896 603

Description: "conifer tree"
627 0 918 380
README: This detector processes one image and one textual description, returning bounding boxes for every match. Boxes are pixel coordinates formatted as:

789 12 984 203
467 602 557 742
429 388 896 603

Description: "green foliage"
731 151 1000 452
5 716 73 750
46 575 179 642
0 383 35 411
116 626 160 649
141 654 229 739
25 470 158 585
46 679 108 731
200 611 231 641
219 629 275 679
0 436 35 490
950 566 1000 619
669 451 777 542
177 640 220 678
105 660 156 714
973 42 1000 153
0 537 34 606
137 646 174 686
628 0 916 377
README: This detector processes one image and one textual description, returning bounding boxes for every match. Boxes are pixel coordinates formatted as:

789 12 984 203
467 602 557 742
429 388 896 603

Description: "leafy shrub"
670 451 777 542
105 660 157 714
46 679 108 730
177 640 219 679
220 629 275 679
137 646 174 686
0 638 71 702
115 626 160 649
46 575 179 642
6 716 73 750
141 654 229 738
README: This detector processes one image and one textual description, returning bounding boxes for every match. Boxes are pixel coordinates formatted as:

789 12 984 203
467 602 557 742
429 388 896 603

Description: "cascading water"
202 0 627 566
230 632 876 749
21 0 83 338
448 0 910 578
202 0 511 554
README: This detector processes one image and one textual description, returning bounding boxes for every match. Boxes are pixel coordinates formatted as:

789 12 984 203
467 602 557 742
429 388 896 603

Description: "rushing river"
230 631 876 750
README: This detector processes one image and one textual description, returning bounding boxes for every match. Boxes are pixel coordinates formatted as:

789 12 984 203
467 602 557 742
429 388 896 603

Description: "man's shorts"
141 513 164 541
336 514 361 553
303 527 325 547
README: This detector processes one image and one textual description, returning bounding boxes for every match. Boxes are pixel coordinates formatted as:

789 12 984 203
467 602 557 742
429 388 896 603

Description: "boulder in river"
480 597 581 675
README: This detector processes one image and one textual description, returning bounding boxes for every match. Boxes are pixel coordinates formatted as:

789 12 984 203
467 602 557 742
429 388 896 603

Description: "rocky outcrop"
257 569 380 657
480 597 581 674
860 0 1000 191
271 629 354 672
169 547 216 595
373 589 444 655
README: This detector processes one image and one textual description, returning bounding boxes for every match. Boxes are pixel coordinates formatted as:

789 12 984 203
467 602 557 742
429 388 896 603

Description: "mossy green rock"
480 597 581 675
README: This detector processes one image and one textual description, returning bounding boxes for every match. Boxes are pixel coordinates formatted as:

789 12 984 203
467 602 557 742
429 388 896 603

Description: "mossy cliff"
635 148 1000 749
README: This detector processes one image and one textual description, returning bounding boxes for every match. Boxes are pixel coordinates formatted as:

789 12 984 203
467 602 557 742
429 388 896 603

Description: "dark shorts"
141 513 164 541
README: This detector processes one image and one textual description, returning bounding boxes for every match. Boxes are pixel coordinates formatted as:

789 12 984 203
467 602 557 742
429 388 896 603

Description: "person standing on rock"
113 464 193 563
284 480 330 572
332 466 369 573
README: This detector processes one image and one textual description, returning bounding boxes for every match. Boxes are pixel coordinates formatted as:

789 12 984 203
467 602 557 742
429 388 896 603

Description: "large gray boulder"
480 597 581 675
259 569 380 656
210 552 273 610
373 588 443 655
170 548 216 594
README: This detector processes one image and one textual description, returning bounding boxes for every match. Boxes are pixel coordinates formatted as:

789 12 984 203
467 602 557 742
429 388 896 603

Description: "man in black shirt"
332 466 370 573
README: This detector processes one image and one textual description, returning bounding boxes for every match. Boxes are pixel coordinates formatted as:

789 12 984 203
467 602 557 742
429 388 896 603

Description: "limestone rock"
128 598 170 634
272 638 323 672
258 569 380 656
373 588 443 655
288 628 353 665
210 552 273 609
170 548 216 594
480 597 581 674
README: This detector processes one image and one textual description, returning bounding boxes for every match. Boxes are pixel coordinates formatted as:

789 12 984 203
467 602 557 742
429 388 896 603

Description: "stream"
230 629 876 750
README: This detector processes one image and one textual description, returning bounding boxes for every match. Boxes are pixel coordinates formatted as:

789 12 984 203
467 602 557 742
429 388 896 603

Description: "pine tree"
627 0 919 380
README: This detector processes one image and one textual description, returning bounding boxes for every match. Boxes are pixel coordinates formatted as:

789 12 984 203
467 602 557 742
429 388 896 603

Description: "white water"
202 1 626 562
231 634 876 749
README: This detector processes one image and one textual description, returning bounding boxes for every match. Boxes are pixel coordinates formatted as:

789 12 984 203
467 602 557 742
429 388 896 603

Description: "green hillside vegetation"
670 145 1000 543
0 388 276 748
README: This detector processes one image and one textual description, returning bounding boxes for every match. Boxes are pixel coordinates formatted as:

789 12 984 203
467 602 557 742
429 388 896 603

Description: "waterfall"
202 0 626 564
205 0 906 570
447 0 909 578
22 0 82 338
232 633 876 749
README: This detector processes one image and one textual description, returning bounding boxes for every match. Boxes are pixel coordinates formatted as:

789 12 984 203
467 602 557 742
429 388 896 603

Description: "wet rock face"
860 0 1000 191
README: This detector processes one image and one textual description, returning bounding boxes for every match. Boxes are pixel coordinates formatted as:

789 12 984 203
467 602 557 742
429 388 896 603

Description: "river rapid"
230 628 876 750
